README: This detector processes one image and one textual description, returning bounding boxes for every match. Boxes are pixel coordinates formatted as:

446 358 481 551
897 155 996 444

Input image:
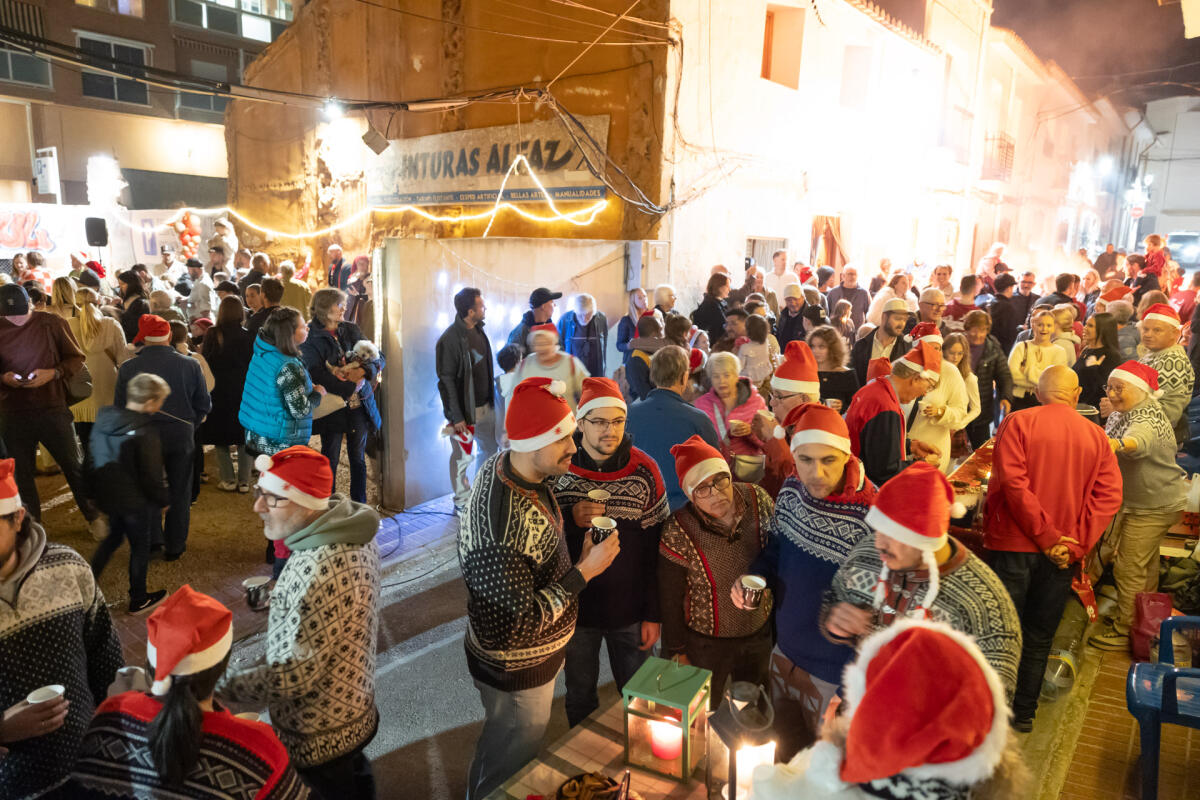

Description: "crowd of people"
0 240 385 798
443 235 1197 800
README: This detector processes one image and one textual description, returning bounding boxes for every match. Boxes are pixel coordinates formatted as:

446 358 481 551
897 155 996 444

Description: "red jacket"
844 377 914 488
984 403 1122 560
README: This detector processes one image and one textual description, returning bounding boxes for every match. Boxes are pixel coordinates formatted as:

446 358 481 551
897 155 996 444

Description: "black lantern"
705 681 776 800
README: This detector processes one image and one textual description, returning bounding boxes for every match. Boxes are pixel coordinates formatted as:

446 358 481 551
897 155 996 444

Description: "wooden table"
486 698 708 800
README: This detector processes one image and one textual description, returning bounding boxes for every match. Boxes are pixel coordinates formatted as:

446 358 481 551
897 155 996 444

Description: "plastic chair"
1125 615 1200 800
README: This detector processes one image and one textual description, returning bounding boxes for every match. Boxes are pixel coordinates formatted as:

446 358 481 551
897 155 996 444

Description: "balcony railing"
983 132 1015 181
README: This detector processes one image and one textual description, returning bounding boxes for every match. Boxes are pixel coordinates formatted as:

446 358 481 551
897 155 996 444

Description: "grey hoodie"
0 518 45 606
284 493 378 551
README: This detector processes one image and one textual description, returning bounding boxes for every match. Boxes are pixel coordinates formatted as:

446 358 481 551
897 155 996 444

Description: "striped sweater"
459 452 586 691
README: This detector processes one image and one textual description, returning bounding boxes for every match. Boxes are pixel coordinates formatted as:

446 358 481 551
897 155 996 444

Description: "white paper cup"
243 576 271 611
26 685 64 705
235 711 261 722
590 515 617 544
587 489 611 503
739 575 767 610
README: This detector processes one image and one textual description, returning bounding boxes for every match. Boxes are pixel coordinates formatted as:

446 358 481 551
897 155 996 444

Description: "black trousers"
966 417 992 449
987 549 1074 722
92 507 153 601
0 408 96 521
151 423 194 557
686 624 773 706
297 746 375 800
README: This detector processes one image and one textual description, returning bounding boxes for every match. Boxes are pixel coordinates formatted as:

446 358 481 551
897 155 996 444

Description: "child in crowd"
738 313 780 389
494 343 520 447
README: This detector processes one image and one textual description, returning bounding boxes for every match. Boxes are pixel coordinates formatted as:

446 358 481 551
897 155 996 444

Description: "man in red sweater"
984 365 1122 732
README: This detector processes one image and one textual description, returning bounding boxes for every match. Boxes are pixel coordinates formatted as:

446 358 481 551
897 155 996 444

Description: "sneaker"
89 516 109 542
217 480 238 492
129 590 167 615
164 550 185 563
200 471 210 483
1011 717 1034 734
238 483 250 494
1089 627 1130 651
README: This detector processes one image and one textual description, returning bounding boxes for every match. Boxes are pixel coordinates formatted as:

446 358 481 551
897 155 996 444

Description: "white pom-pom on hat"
950 501 967 518
773 425 786 440
548 380 567 397
255 454 274 473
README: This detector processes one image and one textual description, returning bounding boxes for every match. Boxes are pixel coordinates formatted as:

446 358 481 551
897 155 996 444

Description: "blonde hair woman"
69 286 132 460
1007 309 1068 411
49 276 77 319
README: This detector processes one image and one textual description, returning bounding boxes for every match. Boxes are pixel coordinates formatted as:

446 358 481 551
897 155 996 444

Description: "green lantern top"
623 656 711 711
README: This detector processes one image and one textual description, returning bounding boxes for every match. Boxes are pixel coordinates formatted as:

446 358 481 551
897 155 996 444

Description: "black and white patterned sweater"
0 535 123 800
821 536 1022 699
219 495 381 769
1140 343 1195 443
460 452 586 691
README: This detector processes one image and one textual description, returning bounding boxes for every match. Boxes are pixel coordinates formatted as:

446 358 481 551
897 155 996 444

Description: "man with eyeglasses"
219 445 381 799
985 366 1121 731
850 298 911 387
906 287 948 338
552 378 668 727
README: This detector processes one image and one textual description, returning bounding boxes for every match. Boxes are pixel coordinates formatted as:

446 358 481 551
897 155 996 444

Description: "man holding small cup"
553 377 669 727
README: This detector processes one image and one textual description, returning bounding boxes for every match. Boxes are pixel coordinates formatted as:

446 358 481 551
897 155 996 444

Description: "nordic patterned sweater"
554 434 669 629
821 536 1022 699
1139 344 1194 444
751 460 876 684
218 495 381 769
0 537 123 800
460 452 587 691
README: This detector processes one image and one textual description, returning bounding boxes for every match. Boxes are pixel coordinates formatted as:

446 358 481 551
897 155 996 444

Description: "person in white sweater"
941 333 981 466
506 323 589 410
905 324 970 473
1008 309 1068 411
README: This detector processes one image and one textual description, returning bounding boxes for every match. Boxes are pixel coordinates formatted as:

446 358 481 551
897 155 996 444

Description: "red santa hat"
905 321 943 344
689 347 707 372
671 434 729 499
527 322 559 346
146 585 233 696
798 266 814 284
1108 360 1163 400
866 357 893 382
133 314 171 344
866 462 964 615
253 445 333 510
774 402 851 454
505 377 576 452
1099 285 1132 303
1142 302 1181 329
0 459 20 515
795 620 1009 791
771 340 820 396
577 377 626 419
85 259 106 278
894 340 942 383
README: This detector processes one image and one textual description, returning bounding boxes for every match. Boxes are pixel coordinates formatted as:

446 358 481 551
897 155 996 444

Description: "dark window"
207 5 238 34
174 0 202 26
78 35 150 105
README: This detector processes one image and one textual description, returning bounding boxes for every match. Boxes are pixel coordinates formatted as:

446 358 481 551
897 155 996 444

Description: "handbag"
712 402 766 484
46 323 93 406
312 391 347 420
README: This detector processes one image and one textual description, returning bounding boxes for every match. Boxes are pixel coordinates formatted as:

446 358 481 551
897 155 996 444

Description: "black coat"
1010 292 1040 329
302 319 382 434
973 335 1013 424
775 308 807 348
119 297 150 343
436 317 493 425
88 406 169 513
200 324 254 446
988 294 1018 354
691 295 727 344
850 329 910 387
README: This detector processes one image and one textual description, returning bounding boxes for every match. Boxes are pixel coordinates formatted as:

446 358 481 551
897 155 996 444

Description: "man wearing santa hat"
738 403 877 758
115 314 212 561
821 462 1021 699
1106 302 1195 446
0 458 122 799
1089 361 1189 653
749 620 1027 800
219 445 380 798
460 377 621 800
985 365 1122 730
843 341 942 487
750 340 820 497
904 322 969 473
70 586 309 798
552 377 668 727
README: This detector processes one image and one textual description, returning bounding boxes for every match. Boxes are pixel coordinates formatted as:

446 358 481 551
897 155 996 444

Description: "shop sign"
366 115 609 206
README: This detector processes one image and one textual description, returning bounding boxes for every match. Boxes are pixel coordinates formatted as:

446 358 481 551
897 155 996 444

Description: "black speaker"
84 217 108 247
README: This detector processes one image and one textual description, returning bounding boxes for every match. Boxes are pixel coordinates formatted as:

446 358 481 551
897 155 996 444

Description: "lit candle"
734 742 776 799
648 719 682 760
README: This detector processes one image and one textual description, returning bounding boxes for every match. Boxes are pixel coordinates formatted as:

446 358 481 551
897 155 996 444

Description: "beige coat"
67 313 131 423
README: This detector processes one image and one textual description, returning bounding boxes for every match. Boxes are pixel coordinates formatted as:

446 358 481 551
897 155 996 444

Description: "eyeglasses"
1104 383 1128 395
252 486 291 508
920 302 947 311
583 416 626 431
693 474 731 499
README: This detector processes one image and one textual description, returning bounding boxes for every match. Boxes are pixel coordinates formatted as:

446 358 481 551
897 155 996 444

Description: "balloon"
173 221 185 233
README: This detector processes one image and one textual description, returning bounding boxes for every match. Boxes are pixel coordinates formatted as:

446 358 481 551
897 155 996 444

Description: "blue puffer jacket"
239 336 314 445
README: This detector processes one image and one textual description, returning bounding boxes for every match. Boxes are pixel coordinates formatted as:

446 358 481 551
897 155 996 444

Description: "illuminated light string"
105 155 608 242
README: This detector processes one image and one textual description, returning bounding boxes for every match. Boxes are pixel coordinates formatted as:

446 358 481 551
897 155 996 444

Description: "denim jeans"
987 549 1073 722
215 445 253 485
320 406 370 503
467 674 557 800
1 408 96 522
563 622 647 727
91 507 153 601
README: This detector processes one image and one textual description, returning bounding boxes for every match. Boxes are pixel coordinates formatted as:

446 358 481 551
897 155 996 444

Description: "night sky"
993 0 1200 103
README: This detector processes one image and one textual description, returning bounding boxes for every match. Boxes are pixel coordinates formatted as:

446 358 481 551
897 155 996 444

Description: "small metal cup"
590 515 617 544
739 574 767 610
243 576 271 611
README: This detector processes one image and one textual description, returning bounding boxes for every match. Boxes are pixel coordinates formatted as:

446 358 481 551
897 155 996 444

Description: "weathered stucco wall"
225 0 670 268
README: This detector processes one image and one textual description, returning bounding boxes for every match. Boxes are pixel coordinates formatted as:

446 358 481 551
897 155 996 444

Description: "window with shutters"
77 32 151 105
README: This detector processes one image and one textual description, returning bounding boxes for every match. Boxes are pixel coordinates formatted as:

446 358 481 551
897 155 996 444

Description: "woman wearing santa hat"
70 586 309 798
1090 361 1191 652
658 435 775 699
748 619 1028 800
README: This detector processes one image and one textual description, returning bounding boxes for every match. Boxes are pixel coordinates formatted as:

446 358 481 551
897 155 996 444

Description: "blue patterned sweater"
751 462 876 684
